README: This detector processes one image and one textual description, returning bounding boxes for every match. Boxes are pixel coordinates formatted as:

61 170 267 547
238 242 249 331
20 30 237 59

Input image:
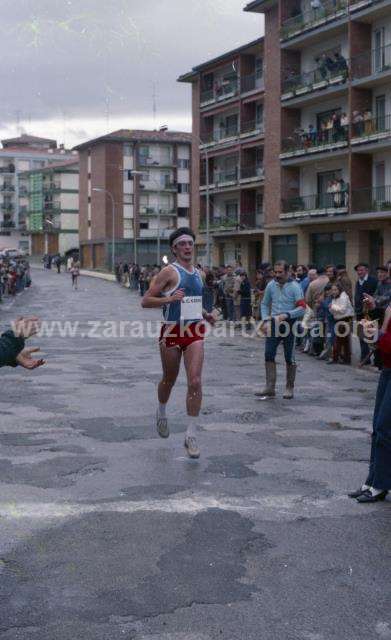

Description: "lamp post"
196 136 211 266
92 187 115 273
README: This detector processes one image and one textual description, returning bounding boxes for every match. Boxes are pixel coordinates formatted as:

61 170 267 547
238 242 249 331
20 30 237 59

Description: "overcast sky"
0 0 263 147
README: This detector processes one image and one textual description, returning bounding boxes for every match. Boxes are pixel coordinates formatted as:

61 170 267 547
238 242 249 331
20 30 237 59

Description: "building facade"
179 39 265 273
74 129 192 269
245 0 391 273
21 160 79 256
0 134 77 252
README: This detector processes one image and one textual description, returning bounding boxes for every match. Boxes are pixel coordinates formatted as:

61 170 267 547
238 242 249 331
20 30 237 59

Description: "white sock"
186 416 198 439
369 486 383 497
157 402 166 419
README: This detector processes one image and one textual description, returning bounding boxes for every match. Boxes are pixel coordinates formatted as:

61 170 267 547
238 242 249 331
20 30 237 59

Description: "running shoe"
184 436 200 459
156 411 169 438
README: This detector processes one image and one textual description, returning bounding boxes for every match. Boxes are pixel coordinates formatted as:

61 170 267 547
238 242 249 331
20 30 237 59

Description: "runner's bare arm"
141 267 184 308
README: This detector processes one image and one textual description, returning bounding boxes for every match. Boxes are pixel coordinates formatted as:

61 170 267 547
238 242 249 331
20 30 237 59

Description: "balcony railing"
240 165 264 180
281 124 349 155
352 113 391 140
241 70 264 93
282 58 348 98
140 180 177 191
351 43 391 80
213 168 239 186
0 165 15 174
200 77 239 105
0 220 15 229
1 204 14 212
241 119 264 135
351 185 391 213
139 207 177 217
282 191 348 215
280 0 348 41
0 185 15 192
199 216 239 231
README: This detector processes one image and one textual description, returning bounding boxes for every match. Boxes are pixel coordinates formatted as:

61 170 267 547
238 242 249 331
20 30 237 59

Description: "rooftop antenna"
104 95 110 132
152 82 158 130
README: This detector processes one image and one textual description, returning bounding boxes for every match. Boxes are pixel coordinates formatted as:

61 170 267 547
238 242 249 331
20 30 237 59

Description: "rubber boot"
255 361 277 397
283 363 296 399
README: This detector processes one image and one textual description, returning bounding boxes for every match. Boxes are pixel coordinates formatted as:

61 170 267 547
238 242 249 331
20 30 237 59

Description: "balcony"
0 184 15 193
199 216 239 231
19 186 29 196
351 185 391 213
200 77 239 107
351 113 391 147
351 43 391 83
0 165 15 174
139 179 177 192
281 124 349 160
281 191 348 220
282 58 348 102
213 168 239 188
0 220 15 229
241 70 264 94
240 165 264 183
138 155 174 167
280 0 348 42
1 204 14 212
240 119 264 138
139 207 177 217
350 0 391 14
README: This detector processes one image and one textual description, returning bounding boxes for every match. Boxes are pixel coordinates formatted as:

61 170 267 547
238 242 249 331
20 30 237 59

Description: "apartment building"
21 160 79 256
245 0 391 272
178 38 265 271
0 134 77 252
74 129 192 269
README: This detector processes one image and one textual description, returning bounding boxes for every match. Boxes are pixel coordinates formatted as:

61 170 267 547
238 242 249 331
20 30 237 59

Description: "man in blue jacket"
256 260 305 399
0 317 44 369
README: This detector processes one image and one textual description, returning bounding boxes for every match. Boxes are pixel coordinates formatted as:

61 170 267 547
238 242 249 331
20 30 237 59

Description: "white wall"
372 151 391 185
60 192 78 210
61 172 78 190
178 193 190 208
60 212 79 230
177 144 190 159
177 168 190 184
59 232 78 254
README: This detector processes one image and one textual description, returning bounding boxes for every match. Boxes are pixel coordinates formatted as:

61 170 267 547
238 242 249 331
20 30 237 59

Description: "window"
225 200 238 218
123 194 134 205
256 103 264 127
140 222 149 229
178 159 190 169
88 196 91 203
124 143 133 156
255 57 263 78
178 183 190 194
178 207 189 217
202 72 214 91
139 145 150 162
271 235 298 265
235 243 242 262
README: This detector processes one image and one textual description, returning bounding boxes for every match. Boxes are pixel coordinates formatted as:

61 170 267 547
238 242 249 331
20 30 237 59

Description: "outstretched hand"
16 347 45 370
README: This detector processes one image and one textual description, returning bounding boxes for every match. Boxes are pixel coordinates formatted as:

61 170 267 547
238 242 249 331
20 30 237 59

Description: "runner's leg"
183 340 204 458
156 343 182 438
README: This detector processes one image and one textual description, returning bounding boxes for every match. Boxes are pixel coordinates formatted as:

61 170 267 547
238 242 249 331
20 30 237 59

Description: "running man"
70 260 80 290
141 227 215 459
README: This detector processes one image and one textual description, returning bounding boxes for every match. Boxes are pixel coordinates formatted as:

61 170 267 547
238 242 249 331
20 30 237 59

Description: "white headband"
172 234 194 247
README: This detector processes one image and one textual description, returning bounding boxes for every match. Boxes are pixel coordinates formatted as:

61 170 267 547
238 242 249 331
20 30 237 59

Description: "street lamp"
92 187 115 273
196 136 211 267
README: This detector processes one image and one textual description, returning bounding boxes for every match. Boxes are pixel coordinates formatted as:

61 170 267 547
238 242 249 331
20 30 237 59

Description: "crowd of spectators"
0 255 31 302
288 111 349 152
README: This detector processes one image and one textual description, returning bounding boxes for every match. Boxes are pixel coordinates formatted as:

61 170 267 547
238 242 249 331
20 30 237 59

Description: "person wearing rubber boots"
256 260 305 400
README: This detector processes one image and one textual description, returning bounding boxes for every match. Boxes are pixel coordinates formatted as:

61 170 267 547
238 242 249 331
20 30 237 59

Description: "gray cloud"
0 0 263 129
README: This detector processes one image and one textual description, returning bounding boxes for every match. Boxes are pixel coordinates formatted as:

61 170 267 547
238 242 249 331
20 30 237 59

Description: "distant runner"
141 227 215 459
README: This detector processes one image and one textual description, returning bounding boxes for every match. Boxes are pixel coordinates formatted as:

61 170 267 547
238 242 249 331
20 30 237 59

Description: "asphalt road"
0 268 390 640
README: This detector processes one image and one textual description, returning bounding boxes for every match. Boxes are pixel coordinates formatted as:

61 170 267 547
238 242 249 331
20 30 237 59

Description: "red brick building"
74 129 192 269
181 0 391 274
178 39 265 271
